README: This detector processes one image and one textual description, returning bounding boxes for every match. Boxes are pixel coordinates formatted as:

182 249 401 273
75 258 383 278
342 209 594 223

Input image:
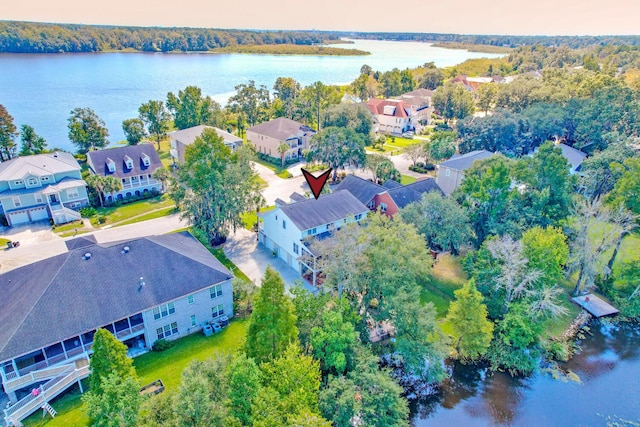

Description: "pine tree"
246 266 298 363
446 280 494 361
88 328 136 395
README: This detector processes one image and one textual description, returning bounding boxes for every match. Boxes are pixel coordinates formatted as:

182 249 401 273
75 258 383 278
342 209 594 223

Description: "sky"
2 0 639 36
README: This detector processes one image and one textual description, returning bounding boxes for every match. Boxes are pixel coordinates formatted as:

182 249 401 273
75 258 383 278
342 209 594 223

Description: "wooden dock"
571 294 619 317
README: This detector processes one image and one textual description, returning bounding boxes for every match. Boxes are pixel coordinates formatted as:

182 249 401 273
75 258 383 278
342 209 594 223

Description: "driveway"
223 227 317 294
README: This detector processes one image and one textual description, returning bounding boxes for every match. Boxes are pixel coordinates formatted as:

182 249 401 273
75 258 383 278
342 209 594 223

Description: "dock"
571 294 619 317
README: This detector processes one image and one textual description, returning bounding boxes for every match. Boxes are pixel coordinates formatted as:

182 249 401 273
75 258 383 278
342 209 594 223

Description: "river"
0 39 502 151
411 321 640 426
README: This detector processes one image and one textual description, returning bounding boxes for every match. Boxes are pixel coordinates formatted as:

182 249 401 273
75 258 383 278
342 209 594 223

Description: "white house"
247 117 316 161
0 152 87 226
258 190 369 286
365 99 417 135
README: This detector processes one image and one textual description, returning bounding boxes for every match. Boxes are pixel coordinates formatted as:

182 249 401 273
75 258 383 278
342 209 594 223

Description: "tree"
0 104 18 161
121 118 147 145
246 266 298 363
379 68 403 98
426 130 456 163
432 82 475 123
227 354 261 427
153 167 172 193
476 83 498 113
277 142 290 168
172 129 263 245
419 67 445 90
606 207 638 274
403 143 425 166
400 192 472 255
83 372 141 427
167 85 225 130
88 329 136 396
19 124 47 155
360 64 373 76
457 109 532 156
521 226 569 286
273 77 301 119
290 286 332 348
310 307 358 376
350 73 378 101
365 153 392 184
139 100 171 150
580 142 634 200
68 107 109 153
323 103 373 140
445 280 494 361
86 175 123 207
609 157 640 216
300 81 341 129
308 127 366 182
228 80 271 126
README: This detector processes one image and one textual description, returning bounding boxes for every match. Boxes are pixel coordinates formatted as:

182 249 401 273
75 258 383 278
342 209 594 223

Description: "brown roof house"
247 117 316 162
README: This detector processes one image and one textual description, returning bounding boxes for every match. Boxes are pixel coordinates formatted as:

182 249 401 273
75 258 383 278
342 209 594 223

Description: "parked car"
402 131 414 139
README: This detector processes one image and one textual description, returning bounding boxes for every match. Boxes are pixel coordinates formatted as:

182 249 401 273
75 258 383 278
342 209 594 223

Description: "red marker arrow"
301 168 332 200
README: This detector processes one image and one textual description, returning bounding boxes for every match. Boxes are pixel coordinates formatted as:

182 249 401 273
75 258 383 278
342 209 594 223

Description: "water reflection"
411 323 640 426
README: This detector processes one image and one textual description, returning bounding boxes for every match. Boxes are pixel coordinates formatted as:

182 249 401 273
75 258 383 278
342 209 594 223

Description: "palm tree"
85 175 106 207
153 168 171 193
102 176 123 202
277 142 290 168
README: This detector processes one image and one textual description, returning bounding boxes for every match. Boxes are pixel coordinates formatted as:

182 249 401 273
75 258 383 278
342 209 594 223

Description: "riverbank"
430 42 513 54
211 44 370 55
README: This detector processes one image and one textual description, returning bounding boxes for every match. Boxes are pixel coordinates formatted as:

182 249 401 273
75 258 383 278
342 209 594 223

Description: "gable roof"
557 143 587 170
381 179 402 189
247 118 315 141
0 152 80 181
439 150 495 171
87 144 163 179
387 178 443 209
278 190 368 231
170 125 242 147
366 99 410 118
0 232 231 362
334 175 385 205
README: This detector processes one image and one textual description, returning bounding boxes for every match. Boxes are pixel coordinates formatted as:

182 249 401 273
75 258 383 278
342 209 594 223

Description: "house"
0 232 233 405
258 190 369 286
448 75 504 92
334 175 443 216
170 125 242 164
365 99 417 135
86 144 164 203
394 88 434 126
436 150 496 195
0 152 88 227
247 117 316 161
556 142 587 174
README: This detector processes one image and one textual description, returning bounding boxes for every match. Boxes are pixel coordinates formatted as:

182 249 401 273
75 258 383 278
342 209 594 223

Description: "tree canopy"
67 107 109 153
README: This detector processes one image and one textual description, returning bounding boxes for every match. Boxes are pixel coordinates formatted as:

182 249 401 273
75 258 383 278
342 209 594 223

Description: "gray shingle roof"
382 179 402 189
557 143 587 170
387 178 443 209
0 152 80 180
279 190 368 231
439 150 495 171
333 175 385 205
87 144 163 179
247 117 315 141
170 125 242 147
0 232 231 362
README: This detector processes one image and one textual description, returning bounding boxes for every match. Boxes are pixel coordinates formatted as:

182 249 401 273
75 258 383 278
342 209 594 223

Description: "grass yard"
114 206 178 227
90 194 175 227
22 321 248 427
384 136 423 149
240 205 275 231
420 254 468 318
0 237 11 246
154 137 173 168
400 175 417 185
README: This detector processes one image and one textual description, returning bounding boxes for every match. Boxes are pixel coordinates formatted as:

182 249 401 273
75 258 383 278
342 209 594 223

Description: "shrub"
152 339 175 352
409 163 436 173
80 207 97 218
96 215 107 224
0 214 8 227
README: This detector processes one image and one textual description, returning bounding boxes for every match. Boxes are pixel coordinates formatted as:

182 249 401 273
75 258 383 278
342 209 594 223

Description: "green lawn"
23 321 248 427
90 195 175 227
240 205 275 231
400 175 417 185
0 237 11 246
385 136 423 148
420 254 467 318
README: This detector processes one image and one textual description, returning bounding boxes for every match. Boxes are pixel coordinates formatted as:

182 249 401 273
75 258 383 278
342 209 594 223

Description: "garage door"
9 211 30 225
29 207 49 221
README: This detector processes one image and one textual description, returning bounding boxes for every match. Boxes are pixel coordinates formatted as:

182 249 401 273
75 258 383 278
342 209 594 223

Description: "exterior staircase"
50 204 81 225
3 360 90 427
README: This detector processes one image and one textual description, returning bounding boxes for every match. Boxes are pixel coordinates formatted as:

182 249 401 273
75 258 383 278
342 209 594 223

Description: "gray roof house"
170 125 242 164
0 152 88 226
86 144 165 202
247 117 316 161
557 143 587 174
258 190 368 286
0 232 234 412
436 150 496 195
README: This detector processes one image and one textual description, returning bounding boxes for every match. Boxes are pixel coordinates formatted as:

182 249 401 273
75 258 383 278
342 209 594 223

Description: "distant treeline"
0 21 343 53
344 32 640 48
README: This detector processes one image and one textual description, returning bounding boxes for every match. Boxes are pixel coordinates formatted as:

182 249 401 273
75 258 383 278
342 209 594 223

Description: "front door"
49 194 58 204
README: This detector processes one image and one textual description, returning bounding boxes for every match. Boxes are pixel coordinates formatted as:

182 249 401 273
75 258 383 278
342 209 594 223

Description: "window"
107 160 116 173
212 304 224 318
293 243 299 255
355 213 362 221
14 180 23 186
445 168 451 177
42 176 49 182
156 322 179 340
12 197 21 207
188 295 194 304
67 188 79 199
380 203 387 212
27 177 38 186
152 302 175 320
210 284 223 299
367 200 375 209
35 194 43 204
282 220 286 230
142 155 150 166
191 315 197 327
